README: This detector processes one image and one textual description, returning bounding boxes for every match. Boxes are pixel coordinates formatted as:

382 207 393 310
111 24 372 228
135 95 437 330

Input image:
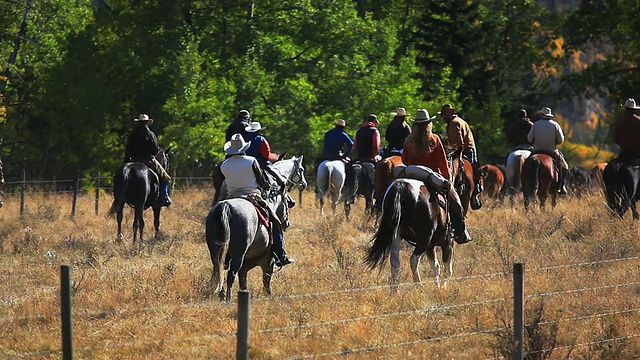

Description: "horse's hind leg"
260 261 274 296
389 236 402 289
440 245 454 288
153 207 161 239
425 248 441 288
133 207 145 244
409 253 423 285
116 207 125 242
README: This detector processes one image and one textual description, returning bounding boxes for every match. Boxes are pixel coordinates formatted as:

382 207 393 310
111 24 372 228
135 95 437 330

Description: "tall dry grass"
0 187 638 359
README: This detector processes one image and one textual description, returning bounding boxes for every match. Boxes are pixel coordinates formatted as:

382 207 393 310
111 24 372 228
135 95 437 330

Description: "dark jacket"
354 122 381 162
124 123 159 162
505 117 534 148
322 126 354 159
385 117 411 149
225 120 250 142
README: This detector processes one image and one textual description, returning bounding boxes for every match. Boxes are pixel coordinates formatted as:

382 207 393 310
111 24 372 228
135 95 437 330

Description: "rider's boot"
271 226 294 267
473 161 483 194
159 179 172 206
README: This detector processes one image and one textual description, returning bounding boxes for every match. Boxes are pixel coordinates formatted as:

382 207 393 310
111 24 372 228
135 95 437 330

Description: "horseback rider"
384 107 412 157
527 106 569 195
124 114 171 206
505 109 534 151
402 109 472 244
244 121 287 191
220 133 294 267
225 109 252 142
321 119 353 162
353 114 382 181
440 104 483 197
614 98 640 159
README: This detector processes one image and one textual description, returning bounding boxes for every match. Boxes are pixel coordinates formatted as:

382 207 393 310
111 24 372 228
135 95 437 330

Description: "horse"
343 161 376 217
479 164 505 199
568 165 593 198
108 147 171 244
448 149 482 214
315 159 348 217
372 155 404 215
603 157 640 219
206 157 304 302
506 148 532 206
364 178 452 288
520 153 558 210
591 162 607 193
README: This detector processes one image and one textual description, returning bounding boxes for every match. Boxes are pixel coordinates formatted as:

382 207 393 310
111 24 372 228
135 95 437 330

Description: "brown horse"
372 155 403 215
591 162 607 193
480 164 505 199
521 153 558 210
448 150 482 215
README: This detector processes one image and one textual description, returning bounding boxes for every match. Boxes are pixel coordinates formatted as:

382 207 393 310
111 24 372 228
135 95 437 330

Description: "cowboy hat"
245 122 262 133
134 113 154 123
334 119 346 127
410 109 436 123
224 133 251 155
624 98 640 110
391 107 410 117
537 107 554 118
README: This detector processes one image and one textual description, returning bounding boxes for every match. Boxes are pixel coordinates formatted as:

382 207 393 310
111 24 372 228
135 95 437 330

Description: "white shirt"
220 155 262 197
527 119 564 152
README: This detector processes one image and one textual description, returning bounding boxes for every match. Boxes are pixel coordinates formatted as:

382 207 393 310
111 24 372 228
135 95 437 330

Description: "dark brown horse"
372 155 403 215
448 150 482 215
521 153 558 210
365 178 452 288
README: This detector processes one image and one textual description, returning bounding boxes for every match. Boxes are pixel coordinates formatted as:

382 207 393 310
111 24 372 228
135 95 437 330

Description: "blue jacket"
322 127 353 158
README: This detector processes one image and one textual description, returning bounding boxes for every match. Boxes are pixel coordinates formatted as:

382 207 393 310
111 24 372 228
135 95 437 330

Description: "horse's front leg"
153 206 162 239
260 260 274 296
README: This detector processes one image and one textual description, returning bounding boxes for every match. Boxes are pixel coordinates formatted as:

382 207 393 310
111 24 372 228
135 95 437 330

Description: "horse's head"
291 155 307 191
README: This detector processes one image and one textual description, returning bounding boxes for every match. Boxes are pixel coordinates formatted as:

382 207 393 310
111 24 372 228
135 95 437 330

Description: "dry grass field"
0 186 639 359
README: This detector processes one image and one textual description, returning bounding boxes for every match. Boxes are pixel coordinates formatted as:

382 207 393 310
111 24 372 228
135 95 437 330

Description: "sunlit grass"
0 188 638 359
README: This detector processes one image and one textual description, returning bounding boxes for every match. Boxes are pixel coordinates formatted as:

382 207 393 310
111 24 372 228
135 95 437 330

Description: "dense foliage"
0 0 634 179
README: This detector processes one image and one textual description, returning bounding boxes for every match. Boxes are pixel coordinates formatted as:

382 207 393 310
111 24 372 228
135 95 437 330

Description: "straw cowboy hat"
134 113 154 123
334 119 346 127
224 133 251 155
410 109 437 123
624 98 640 110
537 107 554 119
245 122 263 133
391 107 410 117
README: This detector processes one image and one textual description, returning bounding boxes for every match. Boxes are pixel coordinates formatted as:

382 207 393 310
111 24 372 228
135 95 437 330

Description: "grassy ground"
0 188 638 359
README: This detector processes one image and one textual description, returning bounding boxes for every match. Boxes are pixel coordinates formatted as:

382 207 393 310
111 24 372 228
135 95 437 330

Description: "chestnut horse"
479 164 505 199
448 150 482 214
520 153 558 210
372 155 404 215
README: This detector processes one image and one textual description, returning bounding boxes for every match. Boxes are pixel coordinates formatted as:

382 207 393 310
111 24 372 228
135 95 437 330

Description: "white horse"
316 160 348 216
506 148 532 206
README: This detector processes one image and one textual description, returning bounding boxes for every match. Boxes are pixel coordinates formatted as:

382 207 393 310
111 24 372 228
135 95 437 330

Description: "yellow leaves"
550 37 565 58
560 141 616 168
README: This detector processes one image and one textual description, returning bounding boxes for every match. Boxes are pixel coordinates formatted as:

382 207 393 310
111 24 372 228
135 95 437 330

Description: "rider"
321 119 353 162
124 113 171 206
614 98 640 159
440 104 483 196
354 114 382 162
225 109 252 141
527 106 569 195
244 121 287 191
402 109 472 244
505 109 534 151
384 107 412 157
220 133 294 267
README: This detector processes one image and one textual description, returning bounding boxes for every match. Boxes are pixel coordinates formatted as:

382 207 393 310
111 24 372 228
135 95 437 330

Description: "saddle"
240 194 277 230
392 165 448 208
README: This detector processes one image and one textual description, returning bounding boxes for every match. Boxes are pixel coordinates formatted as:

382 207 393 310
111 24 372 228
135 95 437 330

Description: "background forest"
1 0 639 181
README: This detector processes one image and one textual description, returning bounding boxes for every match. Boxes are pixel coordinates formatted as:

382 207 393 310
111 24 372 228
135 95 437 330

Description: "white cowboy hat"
224 133 251 155
537 107 554 118
245 122 262 133
410 109 436 123
624 98 640 109
134 113 154 123
391 107 410 117
334 119 346 127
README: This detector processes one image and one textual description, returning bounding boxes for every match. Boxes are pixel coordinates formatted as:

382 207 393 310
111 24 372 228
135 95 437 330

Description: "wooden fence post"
71 172 79 220
514 262 524 360
94 172 100 216
60 265 73 360
236 290 250 360
20 167 25 217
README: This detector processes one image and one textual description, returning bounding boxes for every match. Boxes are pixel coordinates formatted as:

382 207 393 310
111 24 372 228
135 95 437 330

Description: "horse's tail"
514 155 525 190
365 180 403 269
108 165 129 218
525 156 541 197
206 201 231 294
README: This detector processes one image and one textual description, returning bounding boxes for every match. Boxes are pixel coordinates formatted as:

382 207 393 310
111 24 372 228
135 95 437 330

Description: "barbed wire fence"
1 257 638 359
